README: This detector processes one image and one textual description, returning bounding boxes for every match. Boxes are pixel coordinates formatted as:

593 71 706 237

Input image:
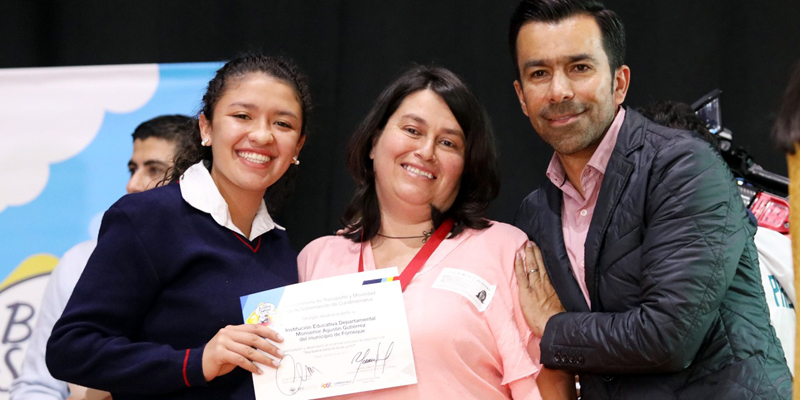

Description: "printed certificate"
240 268 417 400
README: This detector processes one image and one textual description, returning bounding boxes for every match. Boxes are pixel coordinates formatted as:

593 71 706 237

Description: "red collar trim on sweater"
232 232 261 253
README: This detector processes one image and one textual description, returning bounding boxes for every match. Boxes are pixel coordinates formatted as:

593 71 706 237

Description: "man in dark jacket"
509 0 792 398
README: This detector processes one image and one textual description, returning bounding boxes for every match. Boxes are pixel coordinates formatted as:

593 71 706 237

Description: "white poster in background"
240 268 417 400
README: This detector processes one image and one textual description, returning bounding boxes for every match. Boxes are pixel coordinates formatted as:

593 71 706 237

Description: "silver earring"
201 138 209 146
292 156 300 166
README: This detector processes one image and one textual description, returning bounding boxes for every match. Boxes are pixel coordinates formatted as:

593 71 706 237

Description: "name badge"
432 268 496 312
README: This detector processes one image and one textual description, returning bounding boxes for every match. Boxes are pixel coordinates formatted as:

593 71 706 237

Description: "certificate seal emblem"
246 302 276 325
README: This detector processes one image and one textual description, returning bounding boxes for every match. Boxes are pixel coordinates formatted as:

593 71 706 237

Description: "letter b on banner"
0 275 50 395
3 303 34 345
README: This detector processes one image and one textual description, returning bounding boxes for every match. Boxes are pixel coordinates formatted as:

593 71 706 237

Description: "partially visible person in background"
771 59 800 387
10 115 196 400
46 53 309 400
639 100 795 376
773 61 800 153
636 101 716 146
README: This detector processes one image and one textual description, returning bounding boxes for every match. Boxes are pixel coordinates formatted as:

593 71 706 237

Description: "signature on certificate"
350 341 395 382
275 354 323 396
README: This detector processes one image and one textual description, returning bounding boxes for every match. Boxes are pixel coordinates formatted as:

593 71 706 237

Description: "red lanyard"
358 219 454 292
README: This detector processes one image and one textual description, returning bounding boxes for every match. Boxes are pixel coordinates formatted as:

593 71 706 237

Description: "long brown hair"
341 65 500 242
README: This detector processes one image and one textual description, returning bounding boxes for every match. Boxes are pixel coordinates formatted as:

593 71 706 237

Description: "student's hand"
66 383 88 400
202 324 285 381
515 241 565 337
84 388 112 400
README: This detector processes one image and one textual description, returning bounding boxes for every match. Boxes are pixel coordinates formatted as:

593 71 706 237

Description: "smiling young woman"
199 72 306 238
46 54 312 400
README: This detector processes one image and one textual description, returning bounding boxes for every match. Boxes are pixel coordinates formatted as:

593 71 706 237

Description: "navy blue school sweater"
46 182 298 400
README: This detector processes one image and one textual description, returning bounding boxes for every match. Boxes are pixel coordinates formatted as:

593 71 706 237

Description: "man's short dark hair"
509 0 626 78
132 115 197 177
132 114 197 145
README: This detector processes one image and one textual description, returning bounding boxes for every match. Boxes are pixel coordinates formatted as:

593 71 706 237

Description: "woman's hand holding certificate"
240 268 416 400
202 323 285 380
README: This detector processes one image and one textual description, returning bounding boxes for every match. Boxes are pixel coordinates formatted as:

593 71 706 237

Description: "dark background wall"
2 0 798 251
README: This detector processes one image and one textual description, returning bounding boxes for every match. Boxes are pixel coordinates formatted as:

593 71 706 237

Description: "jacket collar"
538 187 592 312
540 107 647 311
610 107 647 157
583 108 645 307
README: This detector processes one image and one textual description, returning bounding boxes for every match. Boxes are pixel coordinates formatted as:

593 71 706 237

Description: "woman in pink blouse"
298 66 574 399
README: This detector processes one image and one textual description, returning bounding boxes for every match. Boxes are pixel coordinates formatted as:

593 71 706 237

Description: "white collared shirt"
180 161 283 241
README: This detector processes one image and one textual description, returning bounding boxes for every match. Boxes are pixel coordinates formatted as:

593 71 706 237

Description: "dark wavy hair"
773 61 800 154
342 65 500 242
638 101 718 150
167 53 312 214
509 0 625 79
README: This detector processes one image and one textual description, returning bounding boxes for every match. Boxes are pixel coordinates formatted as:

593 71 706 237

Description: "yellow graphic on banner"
0 254 58 292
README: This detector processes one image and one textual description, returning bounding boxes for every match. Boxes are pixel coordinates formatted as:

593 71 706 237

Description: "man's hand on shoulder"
515 241 565 337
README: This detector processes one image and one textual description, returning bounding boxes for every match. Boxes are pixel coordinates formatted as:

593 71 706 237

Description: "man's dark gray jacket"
515 108 791 399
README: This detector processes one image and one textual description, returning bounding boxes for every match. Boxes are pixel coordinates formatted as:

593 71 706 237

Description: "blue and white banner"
0 62 221 395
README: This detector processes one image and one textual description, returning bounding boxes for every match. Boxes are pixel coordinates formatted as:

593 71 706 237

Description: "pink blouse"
298 222 541 400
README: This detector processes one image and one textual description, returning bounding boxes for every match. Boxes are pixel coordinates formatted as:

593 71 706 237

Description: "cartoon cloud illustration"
0 64 159 212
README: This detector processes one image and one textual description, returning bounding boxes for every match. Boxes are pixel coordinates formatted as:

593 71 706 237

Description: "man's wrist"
534 314 552 337
538 309 565 337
